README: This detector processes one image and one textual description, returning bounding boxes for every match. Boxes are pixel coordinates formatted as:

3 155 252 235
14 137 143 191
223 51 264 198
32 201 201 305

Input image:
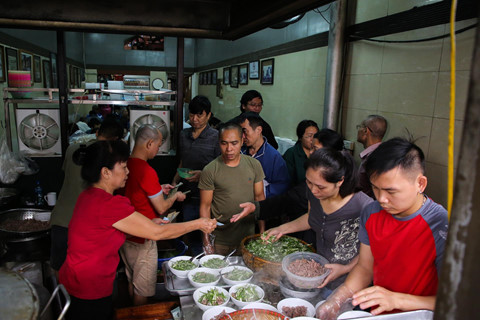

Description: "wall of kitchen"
195 1 478 208
0 0 477 207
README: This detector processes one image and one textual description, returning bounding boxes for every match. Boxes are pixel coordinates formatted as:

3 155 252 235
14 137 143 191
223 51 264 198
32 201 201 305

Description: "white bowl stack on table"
228 283 264 308
193 285 230 311
168 255 199 278
277 298 316 318
188 268 221 288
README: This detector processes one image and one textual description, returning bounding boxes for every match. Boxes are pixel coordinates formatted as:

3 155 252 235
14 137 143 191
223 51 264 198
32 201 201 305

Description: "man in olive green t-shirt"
199 122 265 255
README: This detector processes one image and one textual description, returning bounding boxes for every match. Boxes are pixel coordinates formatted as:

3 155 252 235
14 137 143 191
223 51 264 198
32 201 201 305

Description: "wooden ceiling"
0 0 330 40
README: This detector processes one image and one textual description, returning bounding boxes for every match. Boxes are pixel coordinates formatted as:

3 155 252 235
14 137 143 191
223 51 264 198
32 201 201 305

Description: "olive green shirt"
50 141 93 227
198 155 265 246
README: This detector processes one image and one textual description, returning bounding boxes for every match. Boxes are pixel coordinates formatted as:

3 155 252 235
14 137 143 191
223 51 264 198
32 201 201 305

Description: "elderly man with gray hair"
356 115 388 198
120 124 186 305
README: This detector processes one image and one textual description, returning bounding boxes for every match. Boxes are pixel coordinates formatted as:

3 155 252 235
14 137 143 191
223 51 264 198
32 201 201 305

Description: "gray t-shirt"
198 155 265 246
308 190 373 289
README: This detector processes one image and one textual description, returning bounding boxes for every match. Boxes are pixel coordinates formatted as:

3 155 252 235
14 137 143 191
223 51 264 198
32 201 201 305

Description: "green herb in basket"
203 258 228 269
172 260 196 271
192 272 218 283
245 236 312 262
198 288 227 306
224 268 253 281
232 285 260 302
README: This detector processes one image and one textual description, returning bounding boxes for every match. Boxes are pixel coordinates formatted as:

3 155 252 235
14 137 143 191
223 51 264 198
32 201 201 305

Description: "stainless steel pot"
0 208 51 240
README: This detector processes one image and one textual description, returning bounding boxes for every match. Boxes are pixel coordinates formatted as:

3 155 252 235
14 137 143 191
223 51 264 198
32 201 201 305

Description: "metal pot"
0 208 51 261
0 208 51 240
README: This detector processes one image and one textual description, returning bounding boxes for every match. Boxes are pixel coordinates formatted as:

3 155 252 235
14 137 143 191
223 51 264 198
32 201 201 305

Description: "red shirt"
359 199 448 298
59 187 135 299
124 157 163 243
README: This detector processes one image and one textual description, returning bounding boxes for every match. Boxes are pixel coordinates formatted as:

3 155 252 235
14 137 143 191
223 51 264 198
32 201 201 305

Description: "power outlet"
344 140 355 151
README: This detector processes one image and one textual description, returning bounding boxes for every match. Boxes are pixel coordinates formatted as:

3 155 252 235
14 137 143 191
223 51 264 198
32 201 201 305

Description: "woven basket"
240 234 315 280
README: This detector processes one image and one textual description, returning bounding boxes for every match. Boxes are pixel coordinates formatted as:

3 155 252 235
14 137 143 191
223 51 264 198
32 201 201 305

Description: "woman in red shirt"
59 140 216 320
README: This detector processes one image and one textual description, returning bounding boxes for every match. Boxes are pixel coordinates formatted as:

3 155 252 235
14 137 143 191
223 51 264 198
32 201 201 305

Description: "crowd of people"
49 89 449 320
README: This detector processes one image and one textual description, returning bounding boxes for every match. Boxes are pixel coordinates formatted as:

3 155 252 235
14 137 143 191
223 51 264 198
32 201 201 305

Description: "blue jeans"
183 202 203 256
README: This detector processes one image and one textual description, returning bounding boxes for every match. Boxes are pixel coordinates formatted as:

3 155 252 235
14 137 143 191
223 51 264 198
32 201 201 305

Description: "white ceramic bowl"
337 310 372 319
168 256 198 278
290 317 318 320
221 265 253 285
314 300 326 311
188 267 221 288
193 286 230 312
277 298 315 318
241 302 278 313
229 283 264 308
202 306 236 320
200 254 229 270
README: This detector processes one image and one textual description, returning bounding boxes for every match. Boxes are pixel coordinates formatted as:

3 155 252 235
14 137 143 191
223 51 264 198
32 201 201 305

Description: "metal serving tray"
163 256 246 296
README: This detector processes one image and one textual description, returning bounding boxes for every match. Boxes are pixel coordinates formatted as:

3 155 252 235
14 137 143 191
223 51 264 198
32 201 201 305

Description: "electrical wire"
349 23 476 43
313 4 331 24
447 0 458 219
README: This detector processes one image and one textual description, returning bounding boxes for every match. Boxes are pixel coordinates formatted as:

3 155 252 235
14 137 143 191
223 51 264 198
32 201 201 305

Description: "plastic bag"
0 131 39 184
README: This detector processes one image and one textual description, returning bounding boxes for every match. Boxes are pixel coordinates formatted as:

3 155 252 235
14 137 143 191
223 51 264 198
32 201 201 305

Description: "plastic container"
279 277 320 299
282 252 330 289
157 239 188 268
193 286 230 311
188 268 221 288
229 284 264 308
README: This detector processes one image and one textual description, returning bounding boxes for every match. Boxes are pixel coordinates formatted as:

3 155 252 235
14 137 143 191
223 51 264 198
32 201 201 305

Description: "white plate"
277 298 315 318
241 302 278 313
202 306 236 320
337 310 372 319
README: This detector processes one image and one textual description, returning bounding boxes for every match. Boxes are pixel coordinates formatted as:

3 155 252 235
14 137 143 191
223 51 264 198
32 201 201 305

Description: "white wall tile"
434 71 470 120
346 41 384 75
343 74 381 109
378 72 438 116
427 117 464 166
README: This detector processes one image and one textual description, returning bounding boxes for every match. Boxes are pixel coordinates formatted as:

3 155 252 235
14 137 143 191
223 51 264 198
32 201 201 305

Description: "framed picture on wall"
223 67 230 85
50 52 58 88
33 56 42 83
239 64 248 85
6 48 19 79
249 60 259 79
230 65 239 88
260 58 274 85
207 71 212 85
19 50 33 83
212 70 217 85
42 60 52 91
0 46 5 82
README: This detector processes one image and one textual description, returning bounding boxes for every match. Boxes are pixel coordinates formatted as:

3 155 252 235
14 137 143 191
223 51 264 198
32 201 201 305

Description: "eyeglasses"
356 124 373 132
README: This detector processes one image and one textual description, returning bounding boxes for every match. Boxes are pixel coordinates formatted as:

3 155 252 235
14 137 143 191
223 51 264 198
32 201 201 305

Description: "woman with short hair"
59 140 216 320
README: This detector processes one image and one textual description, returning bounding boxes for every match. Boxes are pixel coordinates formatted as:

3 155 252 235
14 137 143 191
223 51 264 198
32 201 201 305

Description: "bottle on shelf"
34 180 45 207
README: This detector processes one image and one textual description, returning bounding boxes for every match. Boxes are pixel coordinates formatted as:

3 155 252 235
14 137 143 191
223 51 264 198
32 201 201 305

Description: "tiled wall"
199 10 476 208
342 16 477 208
198 47 329 140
